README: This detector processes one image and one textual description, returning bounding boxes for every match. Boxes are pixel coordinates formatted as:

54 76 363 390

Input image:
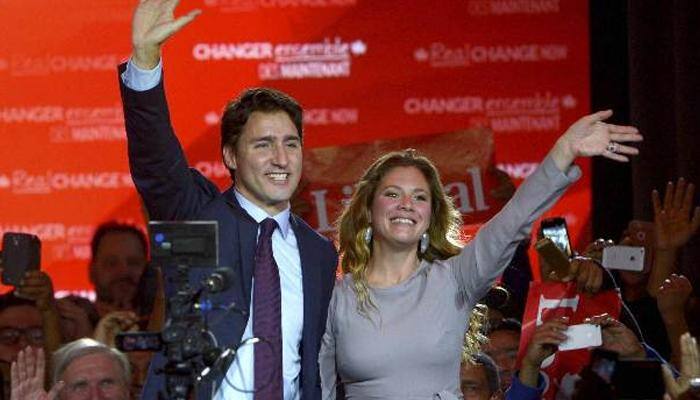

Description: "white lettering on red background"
403 93 578 133
193 38 366 80
7 54 125 76
414 43 567 67
311 167 489 233
3 171 133 194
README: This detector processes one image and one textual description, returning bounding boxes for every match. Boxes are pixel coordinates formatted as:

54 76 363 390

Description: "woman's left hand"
15 271 55 312
557 110 643 164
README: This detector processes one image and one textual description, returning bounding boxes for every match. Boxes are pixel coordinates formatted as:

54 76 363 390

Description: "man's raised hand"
131 0 201 69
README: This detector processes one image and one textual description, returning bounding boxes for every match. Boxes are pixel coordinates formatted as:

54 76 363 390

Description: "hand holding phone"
535 237 571 280
522 317 570 366
559 323 602 351
94 311 139 348
585 314 646 359
520 317 570 388
14 270 55 310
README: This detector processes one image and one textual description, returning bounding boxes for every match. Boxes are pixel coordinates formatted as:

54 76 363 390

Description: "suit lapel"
290 215 321 342
223 189 257 311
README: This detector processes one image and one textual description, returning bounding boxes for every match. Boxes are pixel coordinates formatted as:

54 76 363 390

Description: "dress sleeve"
319 285 339 400
450 155 581 305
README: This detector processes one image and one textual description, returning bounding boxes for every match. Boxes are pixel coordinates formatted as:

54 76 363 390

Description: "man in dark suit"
118 1 338 399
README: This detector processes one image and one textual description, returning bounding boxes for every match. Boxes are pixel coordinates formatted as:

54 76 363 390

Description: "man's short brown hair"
220 87 303 158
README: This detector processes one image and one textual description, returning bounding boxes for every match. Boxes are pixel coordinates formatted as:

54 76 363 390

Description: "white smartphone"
602 246 645 272
559 323 602 351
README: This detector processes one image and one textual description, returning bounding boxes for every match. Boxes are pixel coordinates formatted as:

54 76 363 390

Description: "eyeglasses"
0 327 44 345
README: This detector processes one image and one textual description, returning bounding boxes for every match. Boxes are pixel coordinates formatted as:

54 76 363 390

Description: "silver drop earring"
364 227 373 245
419 232 429 254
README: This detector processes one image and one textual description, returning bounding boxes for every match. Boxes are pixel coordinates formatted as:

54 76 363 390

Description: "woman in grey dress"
319 110 642 399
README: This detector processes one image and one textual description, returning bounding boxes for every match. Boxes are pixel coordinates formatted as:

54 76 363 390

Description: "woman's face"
370 166 432 250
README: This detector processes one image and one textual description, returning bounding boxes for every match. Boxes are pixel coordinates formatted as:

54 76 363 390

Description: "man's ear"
223 145 237 170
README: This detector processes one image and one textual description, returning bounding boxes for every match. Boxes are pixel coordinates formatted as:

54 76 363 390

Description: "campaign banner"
0 0 589 293
296 127 507 238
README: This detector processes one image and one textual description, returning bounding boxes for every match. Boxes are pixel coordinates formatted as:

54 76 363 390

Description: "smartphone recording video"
1 233 41 286
558 323 602 351
540 217 572 258
602 246 645 272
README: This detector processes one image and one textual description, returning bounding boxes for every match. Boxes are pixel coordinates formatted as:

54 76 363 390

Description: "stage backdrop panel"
0 0 588 295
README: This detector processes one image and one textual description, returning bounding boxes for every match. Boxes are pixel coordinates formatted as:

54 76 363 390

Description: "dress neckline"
368 260 429 293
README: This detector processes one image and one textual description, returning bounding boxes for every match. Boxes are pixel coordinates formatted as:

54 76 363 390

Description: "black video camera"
116 221 232 400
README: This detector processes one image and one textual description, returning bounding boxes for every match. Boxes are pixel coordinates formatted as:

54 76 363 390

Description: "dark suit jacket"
118 63 338 400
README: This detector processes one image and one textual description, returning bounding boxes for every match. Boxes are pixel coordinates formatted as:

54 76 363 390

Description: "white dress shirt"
214 191 303 400
121 62 304 399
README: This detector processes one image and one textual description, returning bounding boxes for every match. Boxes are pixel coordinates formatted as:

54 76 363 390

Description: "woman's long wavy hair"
337 150 462 309
336 149 487 358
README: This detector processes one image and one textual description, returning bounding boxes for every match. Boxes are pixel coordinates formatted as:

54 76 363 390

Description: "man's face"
484 330 520 391
59 352 129 400
90 232 146 309
224 111 302 216
461 363 496 400
0 305 42 363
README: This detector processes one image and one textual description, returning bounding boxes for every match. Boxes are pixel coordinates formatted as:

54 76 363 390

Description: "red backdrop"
0 0 589 296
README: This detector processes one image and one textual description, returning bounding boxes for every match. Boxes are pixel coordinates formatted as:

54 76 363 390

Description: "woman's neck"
366 242 420 287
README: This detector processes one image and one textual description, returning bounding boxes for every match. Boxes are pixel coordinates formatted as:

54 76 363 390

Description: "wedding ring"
606 142 619 153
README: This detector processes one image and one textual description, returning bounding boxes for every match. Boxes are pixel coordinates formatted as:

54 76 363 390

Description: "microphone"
203 267 234 293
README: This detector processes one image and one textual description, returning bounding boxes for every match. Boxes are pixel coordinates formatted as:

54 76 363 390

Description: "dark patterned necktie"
253 218 283 399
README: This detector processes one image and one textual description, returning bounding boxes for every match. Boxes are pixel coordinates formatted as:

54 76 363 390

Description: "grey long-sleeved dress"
319 155 580 400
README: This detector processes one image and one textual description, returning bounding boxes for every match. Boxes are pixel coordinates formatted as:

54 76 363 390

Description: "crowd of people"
0 221 154 399
0 221 158 399
2 0 699 399
458 175 700 399
3 198 699 400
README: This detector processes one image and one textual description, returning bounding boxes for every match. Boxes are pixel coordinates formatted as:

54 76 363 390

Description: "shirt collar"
234 189 291 238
